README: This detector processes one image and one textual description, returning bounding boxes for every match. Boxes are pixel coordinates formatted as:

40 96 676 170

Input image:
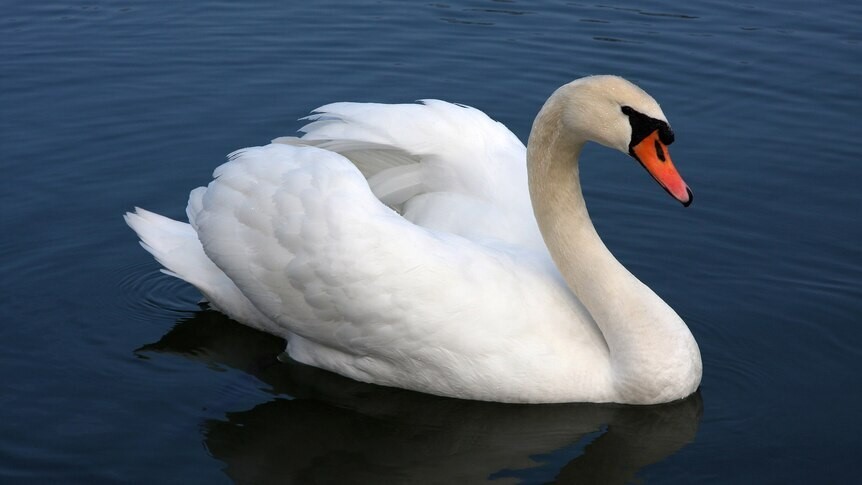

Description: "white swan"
125 75 701 404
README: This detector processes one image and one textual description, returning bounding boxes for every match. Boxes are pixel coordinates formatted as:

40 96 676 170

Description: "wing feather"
278 100 543 248
192 143 603 396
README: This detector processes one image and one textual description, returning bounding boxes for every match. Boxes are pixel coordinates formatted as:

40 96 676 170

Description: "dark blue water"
3 1 860 483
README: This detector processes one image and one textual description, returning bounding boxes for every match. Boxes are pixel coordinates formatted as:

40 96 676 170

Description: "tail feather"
124 207 279 334
124 208 209 287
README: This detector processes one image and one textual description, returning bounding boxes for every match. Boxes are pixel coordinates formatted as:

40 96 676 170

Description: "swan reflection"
141 310 702 484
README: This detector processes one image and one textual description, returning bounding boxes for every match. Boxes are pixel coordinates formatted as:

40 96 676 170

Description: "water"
2 0 860 483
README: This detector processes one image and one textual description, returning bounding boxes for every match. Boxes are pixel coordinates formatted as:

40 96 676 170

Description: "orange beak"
630 130 692 206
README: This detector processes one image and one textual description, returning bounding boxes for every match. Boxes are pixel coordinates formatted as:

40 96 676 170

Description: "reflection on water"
141 310 702 484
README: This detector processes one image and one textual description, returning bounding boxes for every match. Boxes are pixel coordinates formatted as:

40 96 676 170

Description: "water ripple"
115 259 199 323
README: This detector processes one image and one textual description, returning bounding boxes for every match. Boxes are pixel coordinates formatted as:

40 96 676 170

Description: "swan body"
126 76 701 404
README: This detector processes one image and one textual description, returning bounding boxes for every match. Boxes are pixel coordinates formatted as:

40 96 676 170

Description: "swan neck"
526 101 624 325
526 93 701 402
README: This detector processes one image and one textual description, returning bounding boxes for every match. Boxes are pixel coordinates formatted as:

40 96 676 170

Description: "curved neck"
526 94 700 402
527 98 639 337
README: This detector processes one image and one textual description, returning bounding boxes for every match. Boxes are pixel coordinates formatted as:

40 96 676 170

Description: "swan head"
556 75 692 206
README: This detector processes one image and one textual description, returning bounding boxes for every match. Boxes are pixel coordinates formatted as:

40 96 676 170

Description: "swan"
125 75 701 404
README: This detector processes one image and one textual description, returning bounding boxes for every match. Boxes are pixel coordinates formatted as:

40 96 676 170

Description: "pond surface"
2 0 861 483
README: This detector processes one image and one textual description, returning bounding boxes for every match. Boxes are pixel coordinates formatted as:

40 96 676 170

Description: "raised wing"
276 100 544 250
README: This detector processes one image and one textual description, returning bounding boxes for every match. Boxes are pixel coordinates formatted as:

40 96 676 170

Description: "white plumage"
126 76 701 404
